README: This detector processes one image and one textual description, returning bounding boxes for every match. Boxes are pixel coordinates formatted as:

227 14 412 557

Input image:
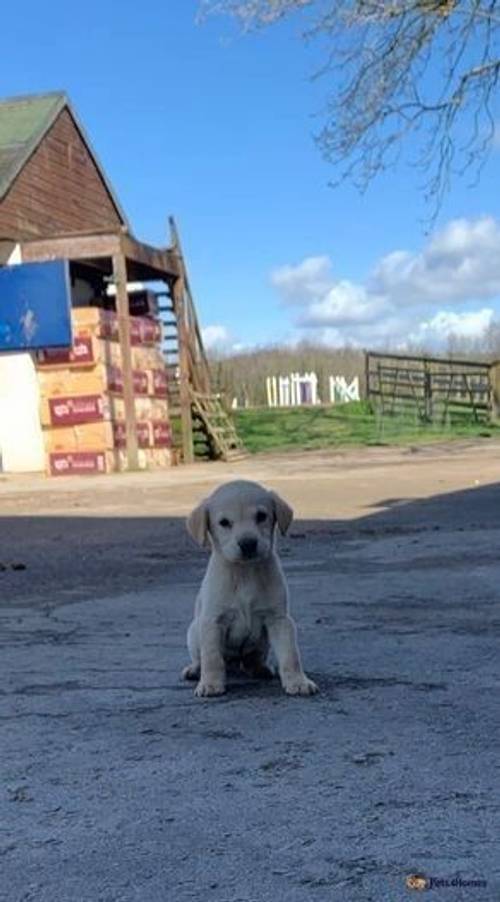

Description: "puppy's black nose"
238 537 258 559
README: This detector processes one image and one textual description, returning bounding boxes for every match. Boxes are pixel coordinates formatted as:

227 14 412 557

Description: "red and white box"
72 308 120 342
37 336 95 367
112 421 151 449
48 394 108 427
108 366 149 396
72 308 162 346
130 317 162 346
49 451 108 477
151 369 168 398
152 420 172 448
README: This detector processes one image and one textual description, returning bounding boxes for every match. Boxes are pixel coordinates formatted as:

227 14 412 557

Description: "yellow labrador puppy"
183 479 318 698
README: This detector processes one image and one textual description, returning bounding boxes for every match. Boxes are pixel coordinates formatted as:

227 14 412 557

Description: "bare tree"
200 1 500 214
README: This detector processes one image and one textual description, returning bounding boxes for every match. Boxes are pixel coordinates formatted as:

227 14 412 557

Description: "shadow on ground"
1 481 499 902
1 479 500 610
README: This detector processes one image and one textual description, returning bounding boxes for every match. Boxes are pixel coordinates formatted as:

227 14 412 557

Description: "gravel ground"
1 442 499 901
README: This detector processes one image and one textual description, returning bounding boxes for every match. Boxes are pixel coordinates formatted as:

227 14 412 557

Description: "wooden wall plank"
0 109 123 240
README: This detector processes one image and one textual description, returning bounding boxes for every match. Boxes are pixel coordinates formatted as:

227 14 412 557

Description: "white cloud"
296 313 418 350
409 308 495 345
298 281 389 328
371 216 500 304
201 325 248 356
271 217 500 349
271 256 333 304
202 325 233 351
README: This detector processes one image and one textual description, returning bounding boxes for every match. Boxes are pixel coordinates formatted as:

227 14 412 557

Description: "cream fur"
183 479 318 698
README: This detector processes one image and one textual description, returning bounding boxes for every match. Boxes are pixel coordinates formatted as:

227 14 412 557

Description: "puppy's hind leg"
181 620 201 681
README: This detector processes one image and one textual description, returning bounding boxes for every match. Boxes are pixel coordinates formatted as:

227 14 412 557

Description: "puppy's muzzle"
238 536 258 560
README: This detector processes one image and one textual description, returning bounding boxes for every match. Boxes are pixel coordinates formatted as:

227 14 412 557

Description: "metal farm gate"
366 351 500 424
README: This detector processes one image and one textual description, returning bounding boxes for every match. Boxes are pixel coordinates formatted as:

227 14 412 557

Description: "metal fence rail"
366 350 500 423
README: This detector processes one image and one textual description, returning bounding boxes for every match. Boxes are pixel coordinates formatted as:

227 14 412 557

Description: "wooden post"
377 363 384 415
173 274 194 464
489 361 500 421
112 252 139 471
423 359 432 423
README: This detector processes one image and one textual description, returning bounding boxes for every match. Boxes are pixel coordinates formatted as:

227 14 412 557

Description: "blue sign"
0 260 72 351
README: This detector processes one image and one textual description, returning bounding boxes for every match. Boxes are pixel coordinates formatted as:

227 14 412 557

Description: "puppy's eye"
256 511 267 524
219 518 232 529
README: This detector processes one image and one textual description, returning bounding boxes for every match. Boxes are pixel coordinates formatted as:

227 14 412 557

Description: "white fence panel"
266 373 359 408
266 372 321 407
329 376 360 404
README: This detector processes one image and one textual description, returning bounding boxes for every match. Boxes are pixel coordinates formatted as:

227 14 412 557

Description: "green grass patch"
233 402 500 454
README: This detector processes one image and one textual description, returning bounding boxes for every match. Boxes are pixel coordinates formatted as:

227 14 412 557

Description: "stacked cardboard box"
36 307 172 476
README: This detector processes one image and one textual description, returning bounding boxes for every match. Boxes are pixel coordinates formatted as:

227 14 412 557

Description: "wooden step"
224 451 248 462
188 389 246 462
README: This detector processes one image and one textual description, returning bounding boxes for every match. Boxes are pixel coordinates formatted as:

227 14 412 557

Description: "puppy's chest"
219 586 265 647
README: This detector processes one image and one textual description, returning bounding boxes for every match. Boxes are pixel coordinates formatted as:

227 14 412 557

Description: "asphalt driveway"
1 444 499 901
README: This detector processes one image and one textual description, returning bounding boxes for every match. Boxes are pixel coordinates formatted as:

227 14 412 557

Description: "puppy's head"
187 480 293 564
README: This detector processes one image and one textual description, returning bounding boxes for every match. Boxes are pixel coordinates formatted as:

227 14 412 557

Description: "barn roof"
0 91 128 227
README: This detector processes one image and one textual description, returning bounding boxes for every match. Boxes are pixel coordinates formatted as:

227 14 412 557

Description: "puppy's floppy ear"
270 491 294 535
187 500 210 547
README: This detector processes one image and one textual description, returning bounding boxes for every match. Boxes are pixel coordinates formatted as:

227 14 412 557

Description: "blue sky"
3 1 500 352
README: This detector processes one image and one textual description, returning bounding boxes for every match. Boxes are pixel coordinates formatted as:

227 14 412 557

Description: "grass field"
233 402 500 454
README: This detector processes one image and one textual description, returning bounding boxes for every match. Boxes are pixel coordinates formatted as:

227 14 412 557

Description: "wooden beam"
20 231 181 280
173 273 194 464
21 232 123 263
121 234 180 278
112 252 139 471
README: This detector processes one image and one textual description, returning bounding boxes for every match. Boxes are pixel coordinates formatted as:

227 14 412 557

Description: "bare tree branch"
200 0 500 217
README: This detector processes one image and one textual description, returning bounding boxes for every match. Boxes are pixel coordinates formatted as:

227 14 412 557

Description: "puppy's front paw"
181 664 200 681
283 674 319 697
194 680 226 698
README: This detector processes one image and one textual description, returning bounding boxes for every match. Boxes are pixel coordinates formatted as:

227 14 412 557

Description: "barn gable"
0 92 128 241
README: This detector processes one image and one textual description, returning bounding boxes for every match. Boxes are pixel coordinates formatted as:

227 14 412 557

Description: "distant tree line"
209 342 366 407
208 326 500 407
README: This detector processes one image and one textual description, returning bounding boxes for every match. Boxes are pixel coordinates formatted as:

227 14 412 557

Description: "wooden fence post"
113 252 139 471
377 362 384 415
424 359 432 422
489 361 500 420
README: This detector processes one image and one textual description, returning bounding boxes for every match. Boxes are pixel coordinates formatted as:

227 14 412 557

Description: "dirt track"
1 439 499 610
2 436 499 518
1 441 499 901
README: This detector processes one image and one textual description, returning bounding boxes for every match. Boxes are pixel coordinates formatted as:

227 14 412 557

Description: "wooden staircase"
157 218 246 463
191 390 247 462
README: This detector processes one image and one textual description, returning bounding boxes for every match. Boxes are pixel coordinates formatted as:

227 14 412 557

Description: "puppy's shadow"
221 665 283 698
179 667 285 700
221 684 288 702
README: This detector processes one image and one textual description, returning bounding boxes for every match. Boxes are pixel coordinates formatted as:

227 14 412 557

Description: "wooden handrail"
168 216 211 393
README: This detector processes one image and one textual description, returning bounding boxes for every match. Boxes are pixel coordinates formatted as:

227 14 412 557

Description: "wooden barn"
0 91 242 474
